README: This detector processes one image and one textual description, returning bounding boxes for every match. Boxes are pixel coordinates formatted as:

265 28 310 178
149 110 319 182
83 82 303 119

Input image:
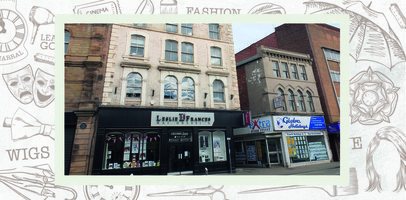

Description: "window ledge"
206 70 229 77
123 55 149 61
120 61 151 69
158 65 201 74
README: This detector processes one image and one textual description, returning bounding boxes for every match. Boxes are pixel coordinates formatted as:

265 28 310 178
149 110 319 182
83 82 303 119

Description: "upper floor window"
164 76 178 100
165 40 178 61
209 24 219 39
281 62 290 78
277 88 286 111
210 47 222 66
126 73 142 98
130 35 145 57
166 23 178 33
291 64 299 80
182 77 195 101
181 24 193 35
297 90 306 111
133 24 146 27
272 61 281 77
64 30 70 54
330 70 340 82
181 42 194 63
299 65 307 80
306 91 315 112
213 80 224 102
323 48 340 61
288 89 297 111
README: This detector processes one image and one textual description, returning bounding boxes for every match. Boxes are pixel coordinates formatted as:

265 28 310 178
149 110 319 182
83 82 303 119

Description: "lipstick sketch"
304 0 406 69
148 185 228 200
349 67 399 125
366 126 406 192
248 2 286 14
239 168 358 197
389 4 406 29
0 164 77 200
3 108 55 141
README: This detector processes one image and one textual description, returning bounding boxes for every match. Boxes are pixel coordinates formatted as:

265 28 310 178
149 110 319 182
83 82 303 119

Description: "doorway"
168 143 193 175
268 138 283 165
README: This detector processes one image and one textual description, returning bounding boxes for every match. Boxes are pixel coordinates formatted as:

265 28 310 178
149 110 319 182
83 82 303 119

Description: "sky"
232 24 340 53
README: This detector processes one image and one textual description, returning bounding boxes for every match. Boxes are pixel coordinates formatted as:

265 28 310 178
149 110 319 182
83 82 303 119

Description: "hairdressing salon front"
91 106 244 175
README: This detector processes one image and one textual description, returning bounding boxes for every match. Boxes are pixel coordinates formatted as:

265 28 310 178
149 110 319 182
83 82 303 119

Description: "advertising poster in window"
246 145 256 161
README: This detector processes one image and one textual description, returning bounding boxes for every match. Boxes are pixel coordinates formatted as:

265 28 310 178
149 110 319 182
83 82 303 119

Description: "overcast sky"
232 24 340 53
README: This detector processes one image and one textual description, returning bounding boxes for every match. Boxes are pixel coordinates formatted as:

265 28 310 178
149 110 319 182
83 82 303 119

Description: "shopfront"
273 115 333 167
91 107 243 175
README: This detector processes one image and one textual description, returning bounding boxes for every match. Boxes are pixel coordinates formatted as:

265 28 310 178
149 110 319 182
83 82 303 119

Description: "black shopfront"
92 107 244 175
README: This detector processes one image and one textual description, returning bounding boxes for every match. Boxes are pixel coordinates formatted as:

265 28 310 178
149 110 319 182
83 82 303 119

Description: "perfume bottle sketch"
135 0 154 14
3 108 55 141
0 164 77 200
29 6 54 44
160 0 177 14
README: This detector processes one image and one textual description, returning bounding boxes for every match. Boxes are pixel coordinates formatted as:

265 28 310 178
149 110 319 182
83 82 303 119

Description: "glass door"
268 138 283 164
168 143 193 174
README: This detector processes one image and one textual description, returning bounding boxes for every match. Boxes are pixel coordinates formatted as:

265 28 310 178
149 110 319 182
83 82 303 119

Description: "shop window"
64 30 70 54
181 77 195 101
165 40 178 61
288 89 297 111
126 73 142 98
297 90 306 112
166 23 178 33
130 35 145 57
299 65 307 80
213 80 224 102
209 24 219 39
277 88 286 111
306 91 315 112
164 75 178 100
281 62 290 78
210 46 222 66
291 64 298 79
272 61 281 77
181 24 193 35
103 131 161 170
198 131 227 163
181 42 194 63
286 135 328 164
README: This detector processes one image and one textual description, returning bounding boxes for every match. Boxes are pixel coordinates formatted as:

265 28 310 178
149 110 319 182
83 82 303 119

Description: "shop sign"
273 96 284 109
273 116 326 130
327 123 340 133
151 111 215 126
169 132 192 142
286 132 323 136
249 115 273 133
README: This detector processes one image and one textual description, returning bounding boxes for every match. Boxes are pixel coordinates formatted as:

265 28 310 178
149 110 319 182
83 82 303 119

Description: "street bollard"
205 167 208 176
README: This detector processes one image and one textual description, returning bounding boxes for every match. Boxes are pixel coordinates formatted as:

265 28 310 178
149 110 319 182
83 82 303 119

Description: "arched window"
126 73 142 98
165 40 178 61
297 90 306 111
306 91 315 112
182 77 195 101
210 47 222 66
130 35 145 57
277 88 286 111
64 30 70 53
164 76 178 100
288 89 296 111
213 80 224 102
181 42 194 63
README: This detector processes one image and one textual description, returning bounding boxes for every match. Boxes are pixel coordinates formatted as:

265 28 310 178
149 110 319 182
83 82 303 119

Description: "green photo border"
56 14 350 185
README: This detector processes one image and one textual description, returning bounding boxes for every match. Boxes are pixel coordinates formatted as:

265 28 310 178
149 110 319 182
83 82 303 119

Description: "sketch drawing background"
1 0 406 199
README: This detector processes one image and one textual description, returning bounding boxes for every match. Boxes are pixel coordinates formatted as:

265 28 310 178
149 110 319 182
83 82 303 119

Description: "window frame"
210 46 222 66
299 65 308 80
297 90 306 112
330 70 340 82
213 80 225 103
291 64 299 80
181 77 195 101
272 61 281 77
306 91 315 112
209 24 220 39
181 24 193 35
64 30 71 54
288 89 297 111
181 42 194 63
126 73 142 99
165 40 178 61
277 88 286 111
164 75 178 100
166 23 178 33
281 62 290 78
129 34 145 57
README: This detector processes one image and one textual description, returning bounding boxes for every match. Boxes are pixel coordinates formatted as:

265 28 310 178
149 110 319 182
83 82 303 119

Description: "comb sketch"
147 185 228 200
247 3 286 14
349 67 399 125
34 53 55 65
239 168 358 197
0 164 77 200
3 108 55 141
366 126 406 192
84 185 140 200
304 0 406 69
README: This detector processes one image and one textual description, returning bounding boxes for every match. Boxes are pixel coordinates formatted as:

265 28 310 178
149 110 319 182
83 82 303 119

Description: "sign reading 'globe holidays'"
273 116 326 130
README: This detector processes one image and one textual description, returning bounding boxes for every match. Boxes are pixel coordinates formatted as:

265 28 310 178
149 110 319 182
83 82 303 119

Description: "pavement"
216 161 340 175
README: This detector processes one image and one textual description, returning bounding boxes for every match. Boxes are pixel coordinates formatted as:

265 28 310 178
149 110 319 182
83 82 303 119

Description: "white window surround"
159 71 200 107
206 43 225 68
124 31 150 61
208 75 228 109
160 38 198 66
120 67 149 106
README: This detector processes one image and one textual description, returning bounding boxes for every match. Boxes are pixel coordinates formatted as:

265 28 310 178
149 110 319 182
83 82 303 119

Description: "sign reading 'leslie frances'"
151 111 215 126
273 116 326 130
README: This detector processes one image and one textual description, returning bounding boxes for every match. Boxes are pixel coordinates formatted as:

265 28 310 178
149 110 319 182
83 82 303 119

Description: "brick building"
236 24 340 162
64 24 112 175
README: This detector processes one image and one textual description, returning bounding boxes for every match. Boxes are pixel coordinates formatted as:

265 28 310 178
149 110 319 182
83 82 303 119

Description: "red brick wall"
235 33 278 63
237 66 249 111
